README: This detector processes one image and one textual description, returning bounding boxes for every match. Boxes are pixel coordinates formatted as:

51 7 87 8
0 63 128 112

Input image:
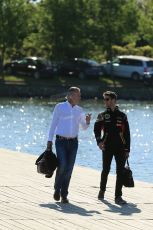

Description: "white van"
102 55 153 81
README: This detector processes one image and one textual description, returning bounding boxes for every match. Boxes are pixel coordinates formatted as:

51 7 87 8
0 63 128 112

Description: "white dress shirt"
48 101 89 141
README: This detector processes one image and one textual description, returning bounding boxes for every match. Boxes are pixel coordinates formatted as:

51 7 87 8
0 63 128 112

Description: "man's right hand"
47 141 53 151
98 142 105 151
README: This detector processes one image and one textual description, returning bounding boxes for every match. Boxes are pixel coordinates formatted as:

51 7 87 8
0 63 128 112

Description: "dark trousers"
100 149 126 198
55 138 78 198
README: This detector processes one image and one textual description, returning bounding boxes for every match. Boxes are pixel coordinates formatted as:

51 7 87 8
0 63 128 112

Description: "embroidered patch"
105 114 110 119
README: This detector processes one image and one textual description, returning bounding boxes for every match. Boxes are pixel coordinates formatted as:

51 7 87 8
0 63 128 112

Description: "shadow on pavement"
40 202 101 216
100 199 141 216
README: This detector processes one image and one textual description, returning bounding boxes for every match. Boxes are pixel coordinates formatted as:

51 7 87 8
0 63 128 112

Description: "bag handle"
126 159 132 168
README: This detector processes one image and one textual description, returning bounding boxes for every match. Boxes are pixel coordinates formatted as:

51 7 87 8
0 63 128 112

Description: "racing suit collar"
106 106 119 112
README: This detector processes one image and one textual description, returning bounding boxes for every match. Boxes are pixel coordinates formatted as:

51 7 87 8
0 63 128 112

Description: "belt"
56 135 78 140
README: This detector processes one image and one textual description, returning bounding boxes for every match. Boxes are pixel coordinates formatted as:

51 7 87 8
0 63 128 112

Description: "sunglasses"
103 98 110 101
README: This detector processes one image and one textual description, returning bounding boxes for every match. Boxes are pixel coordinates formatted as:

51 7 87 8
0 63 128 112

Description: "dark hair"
103 91 117 100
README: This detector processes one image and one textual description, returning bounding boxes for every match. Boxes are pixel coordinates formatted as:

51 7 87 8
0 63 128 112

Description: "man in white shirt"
47 87 91 203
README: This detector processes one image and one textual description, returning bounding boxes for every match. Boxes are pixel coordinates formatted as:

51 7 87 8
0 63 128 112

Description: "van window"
127 59 143 66
119 59 128 65
112 57 119 64
146 61 153 67
119 58 143 66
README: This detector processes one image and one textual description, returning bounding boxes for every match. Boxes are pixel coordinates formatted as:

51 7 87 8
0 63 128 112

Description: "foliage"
0 0 30 64
38 0 100 60
136 0 153 45
97 0 140 60
1 0 153 63
112 44 153 57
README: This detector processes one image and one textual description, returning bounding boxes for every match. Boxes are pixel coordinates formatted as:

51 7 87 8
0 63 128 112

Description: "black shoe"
98 190 105 200
61 197 69 204
53 191 60 201
115 196 127 205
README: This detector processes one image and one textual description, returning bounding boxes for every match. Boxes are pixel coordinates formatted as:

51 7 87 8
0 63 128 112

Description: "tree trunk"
0 45 5 81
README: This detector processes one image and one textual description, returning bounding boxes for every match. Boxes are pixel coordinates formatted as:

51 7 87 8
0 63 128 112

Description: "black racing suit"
94 106 130 198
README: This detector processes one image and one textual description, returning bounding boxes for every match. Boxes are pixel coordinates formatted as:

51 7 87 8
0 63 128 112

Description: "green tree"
39 0 99 60
121 0 140 44
136 0 153 45
98 0 139 59
22 1 44 57
0 0 29 65
98 0 123 60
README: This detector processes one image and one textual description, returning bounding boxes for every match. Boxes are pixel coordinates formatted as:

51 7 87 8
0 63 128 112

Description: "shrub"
112 44 153 57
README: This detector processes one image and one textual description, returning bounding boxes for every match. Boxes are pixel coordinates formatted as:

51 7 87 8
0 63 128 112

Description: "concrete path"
0 148 153 230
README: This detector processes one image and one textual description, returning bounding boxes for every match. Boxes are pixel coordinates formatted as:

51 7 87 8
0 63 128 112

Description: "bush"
112 44 153 57
138 46 153 57
112 45 127 56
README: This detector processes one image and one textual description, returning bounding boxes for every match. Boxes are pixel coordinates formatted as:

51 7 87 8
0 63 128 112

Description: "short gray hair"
67 87 80 97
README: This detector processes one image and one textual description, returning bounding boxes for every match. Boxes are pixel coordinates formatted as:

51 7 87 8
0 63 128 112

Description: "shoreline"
1 83 153 100
1 147 152 185
0 147 152 186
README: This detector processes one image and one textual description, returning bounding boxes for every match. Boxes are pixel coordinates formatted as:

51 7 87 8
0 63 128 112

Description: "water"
0 98 153 184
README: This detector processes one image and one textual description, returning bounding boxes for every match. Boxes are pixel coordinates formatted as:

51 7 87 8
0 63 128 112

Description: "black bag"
122 160 134 187
35 150 58 177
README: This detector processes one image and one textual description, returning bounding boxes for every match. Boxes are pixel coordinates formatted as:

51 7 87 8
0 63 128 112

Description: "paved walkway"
0 148 153 230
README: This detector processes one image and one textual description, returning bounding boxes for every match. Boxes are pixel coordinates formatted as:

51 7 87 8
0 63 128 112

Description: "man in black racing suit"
94 91 130 205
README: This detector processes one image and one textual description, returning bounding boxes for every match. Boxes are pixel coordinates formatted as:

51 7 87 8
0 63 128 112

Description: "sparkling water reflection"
0 98 153 183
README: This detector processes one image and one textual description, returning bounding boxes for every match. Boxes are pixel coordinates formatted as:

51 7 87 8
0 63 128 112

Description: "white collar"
66 100 77 108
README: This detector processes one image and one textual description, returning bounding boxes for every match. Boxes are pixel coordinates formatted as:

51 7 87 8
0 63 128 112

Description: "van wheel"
132 72 140 80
